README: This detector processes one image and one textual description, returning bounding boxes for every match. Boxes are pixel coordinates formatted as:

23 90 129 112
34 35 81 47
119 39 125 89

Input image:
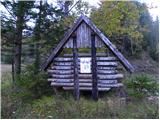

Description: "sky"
81 0 160 21
1 0 160 20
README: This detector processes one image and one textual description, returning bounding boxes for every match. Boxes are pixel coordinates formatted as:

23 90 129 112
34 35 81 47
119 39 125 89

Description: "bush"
1 55 12 64
124 74 158 98
149 47 159 61
14 64 53 101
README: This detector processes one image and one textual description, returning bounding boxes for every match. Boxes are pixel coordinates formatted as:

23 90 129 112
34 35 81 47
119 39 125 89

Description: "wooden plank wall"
63 22 104 48
48 54 124 91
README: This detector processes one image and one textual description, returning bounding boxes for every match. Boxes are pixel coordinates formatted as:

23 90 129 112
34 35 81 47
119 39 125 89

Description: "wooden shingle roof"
41 15 134 73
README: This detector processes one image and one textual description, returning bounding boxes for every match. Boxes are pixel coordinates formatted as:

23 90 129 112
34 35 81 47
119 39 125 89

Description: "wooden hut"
41 15 134 100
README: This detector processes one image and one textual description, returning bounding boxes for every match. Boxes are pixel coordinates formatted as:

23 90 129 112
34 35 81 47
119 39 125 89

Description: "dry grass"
1 64 12 73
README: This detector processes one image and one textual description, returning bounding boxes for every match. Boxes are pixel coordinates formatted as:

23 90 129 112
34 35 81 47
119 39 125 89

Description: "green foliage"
148 17 159 61
149 47 159 61
15 64 53 100
90 1 143 56
1 55 12 64
124 74 158 98
73 0 90 16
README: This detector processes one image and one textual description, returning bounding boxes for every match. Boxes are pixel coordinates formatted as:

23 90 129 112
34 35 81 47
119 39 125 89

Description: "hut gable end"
64 21 104 48
41 15 134 73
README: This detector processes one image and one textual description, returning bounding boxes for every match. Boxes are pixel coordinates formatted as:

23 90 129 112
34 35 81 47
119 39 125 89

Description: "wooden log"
48 79 73 82
97 70 118 74
73 35 80 100
98 80 117 84
47 69 74 74
91 34 98 101
48 78 119 83
51 74 73 79
76 79 92 82
54 57 73 62
51 66 73 70
96 57 117 61
51 82 123 87
97 62 118 66
54 57 117 62
98 74 124 80
48 78 92 83
79 74 92 79
63 87 111 91
51 82 73 86
53 80 117 84
97 66 117 70
54 62 73 66
48 79 118 84
63 53 108 57
98 83 123 87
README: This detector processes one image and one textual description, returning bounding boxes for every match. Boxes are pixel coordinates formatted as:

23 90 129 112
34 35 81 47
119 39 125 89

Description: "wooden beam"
50 74 123 79
73 35 80 100
54 62 73 66
49 79 117 84
98 74 124 80
51 82 123 87
51 74 74 79
54 57 73 62
96 57 117 61
47 69 74 74
98 66 117 70
63 87 111 91
97 62 118 66
54 56 117 61
51 66 73 70
91 34 98 101
97 70 118 74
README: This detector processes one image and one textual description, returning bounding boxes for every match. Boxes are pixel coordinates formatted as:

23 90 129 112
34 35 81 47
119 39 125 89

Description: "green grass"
1 64 159 119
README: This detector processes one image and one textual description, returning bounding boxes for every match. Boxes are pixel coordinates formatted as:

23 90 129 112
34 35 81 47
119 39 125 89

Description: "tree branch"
1 1 16 20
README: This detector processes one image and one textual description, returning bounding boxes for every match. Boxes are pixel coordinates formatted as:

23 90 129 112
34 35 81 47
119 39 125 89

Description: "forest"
1 0 159 119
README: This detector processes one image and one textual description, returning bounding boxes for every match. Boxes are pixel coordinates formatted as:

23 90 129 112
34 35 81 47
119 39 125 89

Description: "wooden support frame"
73 34 80 100
91 33 98 101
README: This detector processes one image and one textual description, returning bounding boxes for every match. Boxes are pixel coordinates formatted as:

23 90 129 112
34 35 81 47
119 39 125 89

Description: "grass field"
1 64 159 119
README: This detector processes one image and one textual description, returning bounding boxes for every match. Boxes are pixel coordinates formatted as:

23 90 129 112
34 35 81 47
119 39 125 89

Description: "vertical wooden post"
73 34 79 100
91 33 98 101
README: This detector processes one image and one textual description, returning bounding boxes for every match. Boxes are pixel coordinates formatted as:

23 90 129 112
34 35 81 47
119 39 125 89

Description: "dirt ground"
128 51 159 80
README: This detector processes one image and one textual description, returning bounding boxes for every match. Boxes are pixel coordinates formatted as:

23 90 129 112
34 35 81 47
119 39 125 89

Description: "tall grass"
2 94 158 119
1 72 159 119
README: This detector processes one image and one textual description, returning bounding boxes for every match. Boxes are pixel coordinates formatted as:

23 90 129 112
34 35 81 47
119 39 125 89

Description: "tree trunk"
14 16 23 75
34 0 42 73
64 1 70 17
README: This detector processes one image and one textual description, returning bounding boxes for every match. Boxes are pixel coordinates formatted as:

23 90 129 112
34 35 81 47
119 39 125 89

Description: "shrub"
1 55 12 64
149 47 159 61
124 74 158 98
14 64 53 101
